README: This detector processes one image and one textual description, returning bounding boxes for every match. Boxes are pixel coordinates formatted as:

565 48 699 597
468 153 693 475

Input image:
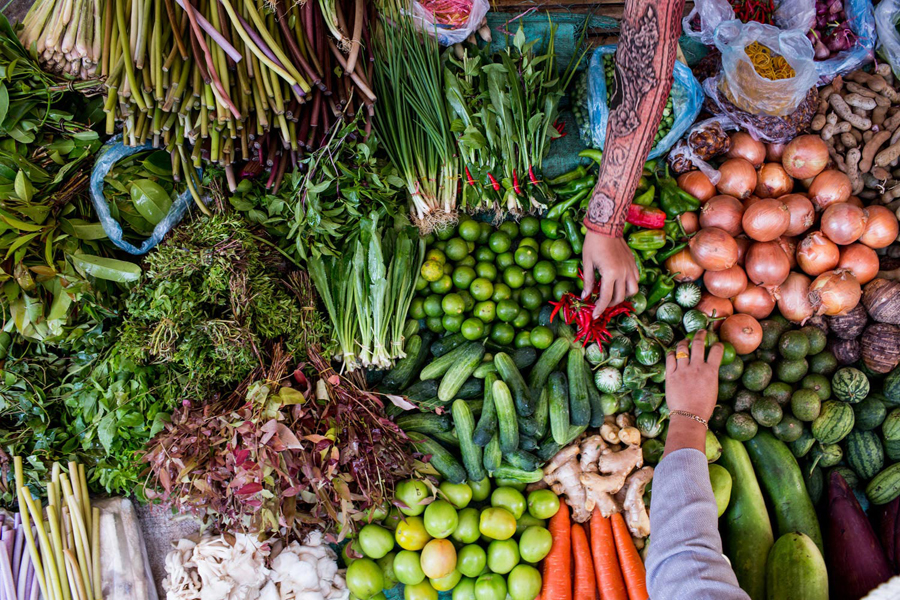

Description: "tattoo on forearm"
584 0 686 237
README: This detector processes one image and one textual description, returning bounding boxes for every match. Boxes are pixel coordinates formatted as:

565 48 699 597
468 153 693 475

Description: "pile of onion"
777 272 815 324
742 198 790 242
716 158 757 199
719 313 763 354
809 269 862 316
689 227 739 272
700 195 744 237
781 135 829 179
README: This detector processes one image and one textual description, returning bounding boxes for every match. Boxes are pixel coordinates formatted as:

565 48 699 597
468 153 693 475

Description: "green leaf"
4 231 39 259
149 413 169 437
0 84 9 127
142 151 172 177
97 413 117 453
1 214 41 232
16 204 50 224
14 170 32 202
60 218 108 240
129 179 172 225
71 254 141 283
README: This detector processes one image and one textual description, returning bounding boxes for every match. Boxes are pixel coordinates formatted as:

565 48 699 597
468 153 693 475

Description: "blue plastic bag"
89 136 199 255
582 45 704 160
812 0 876 84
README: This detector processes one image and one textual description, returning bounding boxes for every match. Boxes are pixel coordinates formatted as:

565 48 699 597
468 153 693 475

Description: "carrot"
611 513 648 600
541 504 572 600
572 523 597 600
590 510 628 600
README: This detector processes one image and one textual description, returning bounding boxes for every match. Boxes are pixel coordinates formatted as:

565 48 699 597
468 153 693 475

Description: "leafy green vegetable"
103 150 183 238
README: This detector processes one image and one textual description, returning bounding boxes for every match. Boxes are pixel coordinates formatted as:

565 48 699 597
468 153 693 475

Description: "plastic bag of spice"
875 0 900 79
667 116 738 182
682 0 815 46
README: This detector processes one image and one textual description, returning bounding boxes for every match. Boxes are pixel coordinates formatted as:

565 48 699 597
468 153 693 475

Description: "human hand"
581 231 639 318
665 330 725 422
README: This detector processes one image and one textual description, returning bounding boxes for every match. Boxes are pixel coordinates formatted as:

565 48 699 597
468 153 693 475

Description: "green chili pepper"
647 271 677 306
656 241 688 263
546 188 590 221
631 249 645 284
562 214 584 254
579 148 603 167
548 165 587 187
553 175 595 196
627 229 667 251
644 160 658 174
623 222 634 237
641 249 657 261
541 219 562 240
663 219 684 240
629 291 648 314
557 259 581 278
658 178 700 218
640 267 658 286
636 175 650 192
633 185 655 207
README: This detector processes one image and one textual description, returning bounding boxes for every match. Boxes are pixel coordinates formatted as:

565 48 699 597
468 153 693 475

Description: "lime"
520 287 542 311
549 240 573 261
537 285 552 301
459 291 476 312
436 224 457 241
474 301 497 323
539 239 554 259
416 275 429 291
514 247 539 269
475 262 498 281
512 310 530 329
443 262 454 276
488 232 511 254
460 220 482 242
462 318 485 340
518 237 539 251
442 293 465 316
499 221 519 239
434 241 447 252
514 331 532 348
424 500 459 539
492 283 512 302
453 266 477 290
497 300 521 323
503 266 526 289
442 314 464 333
410 297 426 320
424 233 437 245
490 323 516 346
530 326 554 349
347 558 384 599
421 261 444 282
520 216 540 237
523 271 536 288
477 222 493 244
423 295 444 318
430 275 453 294
446 238 470 262
552 281 576 300
360 524 395 559
474 246 496 263
426 317 444 333
406 581 438 600
496 252 515 271
425 248 447 264
470 278 494 301
532 261 556 284
457 255 476 268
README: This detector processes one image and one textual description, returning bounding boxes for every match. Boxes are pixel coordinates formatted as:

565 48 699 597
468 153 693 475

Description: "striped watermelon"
811 401 855 444
831 367 869 404
845 430 884 481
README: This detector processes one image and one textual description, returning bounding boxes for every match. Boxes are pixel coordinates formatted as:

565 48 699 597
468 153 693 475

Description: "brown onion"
719 314 763 354
781 194 816 236
716 158 757 199
777 236 799 269
735 236 752 266
821 202 866 245
697 293 734 327
677 171 716 203
797 231 840 276
665 249 704 282
777 272 815 324
766 142 786 162
745 241 791 287
699 195 744 237
838 243 880 284
860 205 900 249
742 198 790 242
679 211 700 235
848 195 865 208
809 269 862 316
704 265 748 299
743 195 764 211
808 170 852 210
733 284 776 319
799 176 816 189
755 163 794 198
689 227 740 272
727 132 767 168
782 135 829 179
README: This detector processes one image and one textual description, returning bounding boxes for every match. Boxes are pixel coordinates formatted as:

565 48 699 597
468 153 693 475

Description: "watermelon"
831 466 860 489
845 430 884 481
812 401 855 445
832 367 870 404
884 409 900 442
885 367 900 406
853 396 887 431
885 439 900 462
867 463 900 505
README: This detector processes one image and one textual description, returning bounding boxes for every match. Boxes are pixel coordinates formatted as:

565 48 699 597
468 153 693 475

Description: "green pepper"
629 291 647 314
627 229 667 251
633 389 664 413
632 249 647 284
656 242 688 263
562 214 584 254
641 249 657 261
541 219 562 240
547 165 587 187
553 175 595 196
663 218 687 240
640 268 658 286
636 175 650 192
546 188 590 221
658 178 700 218
647 271 677 306
557 259 581 278
579 148 603 167
633 185 655 207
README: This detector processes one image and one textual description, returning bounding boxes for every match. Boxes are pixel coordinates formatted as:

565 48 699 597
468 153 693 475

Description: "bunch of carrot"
540 506 648 600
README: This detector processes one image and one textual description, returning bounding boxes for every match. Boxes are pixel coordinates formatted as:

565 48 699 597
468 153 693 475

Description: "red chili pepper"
625 204 667 229
465 166 476 186
513 169 522 195
528 166 539 186
487 172 501 192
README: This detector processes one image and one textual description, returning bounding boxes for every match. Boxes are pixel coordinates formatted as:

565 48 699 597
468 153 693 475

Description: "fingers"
691 330 707 363
581 259 595 300
666 348 677 374
610 279 626 308
625 270 639 299
675 338 690 368
706 342 725 368
593 276 615 318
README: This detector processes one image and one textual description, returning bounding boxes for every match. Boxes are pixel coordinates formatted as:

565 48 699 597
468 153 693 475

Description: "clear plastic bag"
407 0 490 46
89 136 199 255
667 116 738 183
95 498 159 600
714 20 818 117
581 45 704 160
876 0 900 78
813 0 876 84
682 0 815 46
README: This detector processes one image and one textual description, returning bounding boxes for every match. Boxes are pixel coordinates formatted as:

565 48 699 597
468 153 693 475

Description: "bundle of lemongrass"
18 0 102 79
14 457 100 600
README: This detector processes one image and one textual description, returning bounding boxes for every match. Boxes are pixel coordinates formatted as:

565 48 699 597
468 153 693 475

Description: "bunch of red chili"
731 0 776 24
548 271 634 346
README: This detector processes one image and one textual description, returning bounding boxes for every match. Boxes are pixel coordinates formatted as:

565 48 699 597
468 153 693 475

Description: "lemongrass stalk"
91 0 101 63
63 551 88 600
21 491 62 600
46 506 72 600
77 465 90 540
90 508 99 600
63 493 91 600
44 0 71 53
170 0 241 61
21 0 57 51
117 0 147 111
15 459 49 600
62 0 85 54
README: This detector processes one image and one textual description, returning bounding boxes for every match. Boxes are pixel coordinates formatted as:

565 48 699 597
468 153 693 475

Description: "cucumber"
409 433 467 483
584 361 605 428
504 450 539 471
473 373 498 447
492 379 519 454
381 333 428 391
518 434 538 451
495 352 535 416
548 372 570 445
452 400 486 482
431 430 460 448
483 432 502 474
533 386 550 439
745 431 823 553
518 416 540 439
431 332 467 357
438 343 486 402
456 377 484 400
491 465 544 483
473 362 498 379
536 437 562 462
511 347 538 371
567 347 591 426
421 342 479 380
765 533 828 600
403 379 440 402
527 338 570 400
719 436 774 600
395 412 452 434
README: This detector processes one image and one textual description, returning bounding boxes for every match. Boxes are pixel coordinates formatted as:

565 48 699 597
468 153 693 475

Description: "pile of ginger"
528 414 653 541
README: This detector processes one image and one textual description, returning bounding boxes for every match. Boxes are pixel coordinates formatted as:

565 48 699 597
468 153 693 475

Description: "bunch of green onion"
19 0 102 79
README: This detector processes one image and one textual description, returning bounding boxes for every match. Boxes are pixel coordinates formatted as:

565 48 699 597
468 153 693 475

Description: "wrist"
663 413 708 459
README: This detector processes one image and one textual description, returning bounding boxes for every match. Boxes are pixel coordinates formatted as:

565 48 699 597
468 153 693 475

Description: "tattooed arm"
582 0 687 315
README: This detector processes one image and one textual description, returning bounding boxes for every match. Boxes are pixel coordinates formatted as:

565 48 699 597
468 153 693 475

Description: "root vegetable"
704 265 748 299
862 278 900 324
622 467 653 539
742 198 790 242
720 313 763 354
861 130 892 173
717 158 757 199
778 272 815 324
727 133 766 168
829 94 872 130
861 322 900 373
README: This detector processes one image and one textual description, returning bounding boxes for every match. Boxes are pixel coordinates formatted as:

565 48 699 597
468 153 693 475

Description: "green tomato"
431 569 463 592
469 478 491 502
393 550 426 585
487 539 520 574
424 500 459 539
518 526 552 563
359 524 395 559
479 507 517 540
440 481 473 509
515 514 546 536
378 553 398 588
405 580 438 600
346 558 384 600
491 487 527 519
474 573 508 600
453 577 478 600
396 480 431 516
526 490 560 519
507 564 542 600
457 544 488 578
383 506 403 530
452 507 482 544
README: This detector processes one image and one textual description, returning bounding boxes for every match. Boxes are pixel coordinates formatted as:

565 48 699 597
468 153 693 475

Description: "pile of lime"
344 478 560 600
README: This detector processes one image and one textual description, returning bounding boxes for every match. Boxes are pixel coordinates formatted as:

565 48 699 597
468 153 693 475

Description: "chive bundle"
19 0 102 78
